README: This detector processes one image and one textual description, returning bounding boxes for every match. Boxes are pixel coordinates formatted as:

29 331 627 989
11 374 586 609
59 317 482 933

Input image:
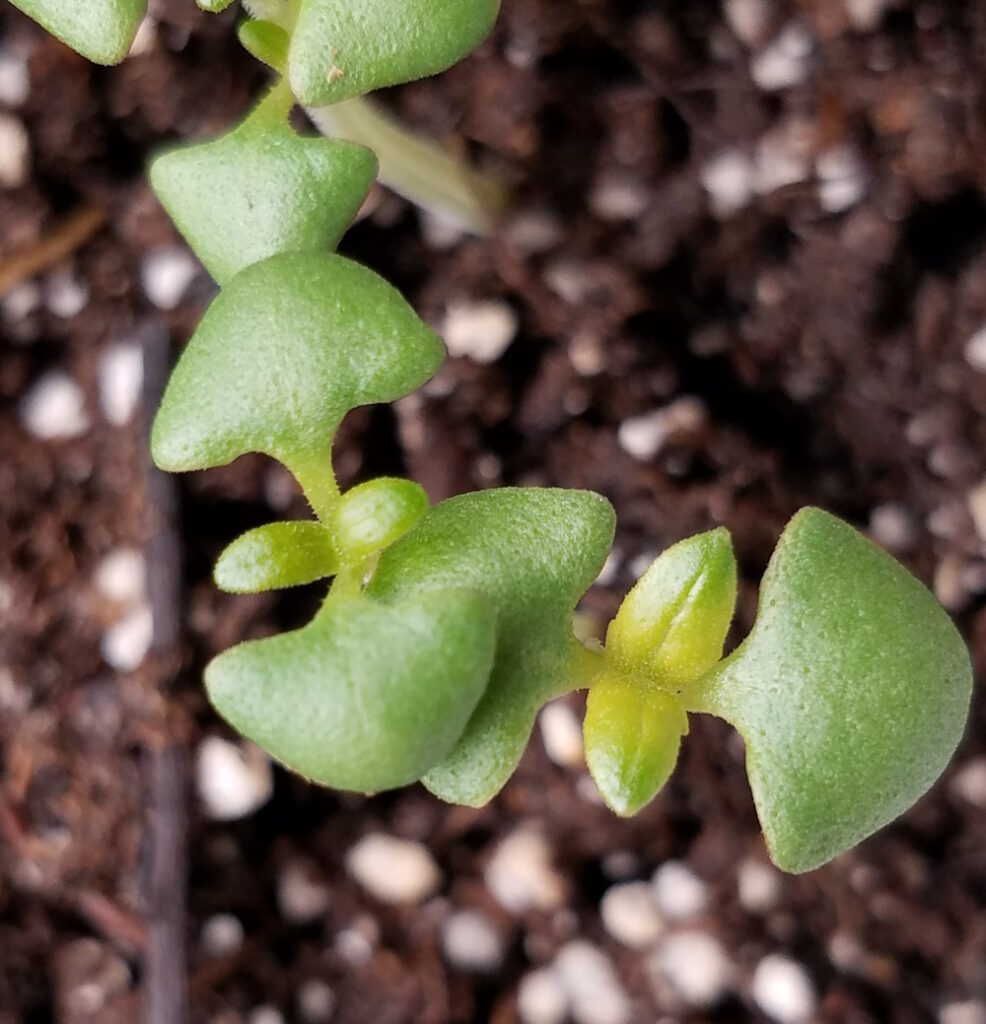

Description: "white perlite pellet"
752 954 818 1024
967 481 986 549
517 968 568 1024
196 736 274 820
346 833 441 905
99 342 144 426
200 914 245 957
554 941 631 1024
651 861 709 921
965 325 986 373
442 299 518 364
141 246 199 310
20 372 90 440
485 827 565 913
600 881 664 949
297 980 337 1023
869 503 918 554
441 909 504 973
750 21 814 91
950 758 986 809
0 48 29 106
277 860 331 923
539 700 584 768
94 548 146 606
737 859 783 913
652 930 733 1008
724 0 772 46
940 1001 986 1024
618 397 706 461
0 113 29 188
700 149 755 218
248 1007 284 1024
45 269 90 319
816 145 868 214
100 604 153 671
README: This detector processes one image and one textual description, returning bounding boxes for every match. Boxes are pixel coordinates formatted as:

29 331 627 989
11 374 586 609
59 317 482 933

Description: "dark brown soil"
1 0 985 1022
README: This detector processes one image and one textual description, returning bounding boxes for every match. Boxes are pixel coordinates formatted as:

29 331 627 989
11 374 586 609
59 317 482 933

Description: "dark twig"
141 322 190 1024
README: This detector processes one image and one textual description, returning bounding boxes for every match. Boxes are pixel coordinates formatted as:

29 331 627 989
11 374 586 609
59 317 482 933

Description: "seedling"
17 0 973 873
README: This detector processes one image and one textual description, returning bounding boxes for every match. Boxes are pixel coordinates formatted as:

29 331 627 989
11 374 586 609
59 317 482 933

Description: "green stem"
565 637 606 692
288 451 340 522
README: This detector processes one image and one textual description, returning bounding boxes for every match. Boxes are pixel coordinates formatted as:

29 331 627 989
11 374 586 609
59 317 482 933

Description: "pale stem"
287 451 340 523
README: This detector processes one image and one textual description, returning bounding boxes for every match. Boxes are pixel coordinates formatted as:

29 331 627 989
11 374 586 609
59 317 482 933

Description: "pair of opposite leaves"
12 0 497 104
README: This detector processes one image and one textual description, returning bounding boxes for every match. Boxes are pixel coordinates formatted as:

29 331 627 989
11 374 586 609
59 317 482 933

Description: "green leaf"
10 0 146 64
367 488 615 805
690 508 973 873
332 478 428 564
238 19 291 71
206 590 496 792
215 521 338 593
197 0 235 11
151 251 444 480
584 674 687 816
607 528 737 690
150 97 377 285
288 0 500 106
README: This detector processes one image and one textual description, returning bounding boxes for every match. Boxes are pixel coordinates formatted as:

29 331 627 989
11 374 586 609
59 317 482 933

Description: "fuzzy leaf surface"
215 521 338 593
206 590 496 792
151 252 444 477
584 674 687 816
150 110 377 285
691 508 973 873
10 0 146 63
367 487 615 805
607 528 736 689
288 0 500 105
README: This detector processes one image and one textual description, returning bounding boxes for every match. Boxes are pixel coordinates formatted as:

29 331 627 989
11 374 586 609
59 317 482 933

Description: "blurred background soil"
1 0 986 1021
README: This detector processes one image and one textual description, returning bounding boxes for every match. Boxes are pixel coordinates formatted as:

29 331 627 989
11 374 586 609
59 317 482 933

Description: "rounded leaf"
10 0 146 63
238 19 290 71
206 590 496 792
691 508 973 873
151 251 444 476
215 521 338 593
288 0 500 105
332 478 428 564
607 528 736 689
150 107 377 284
584 674 687 816
368 488 615 805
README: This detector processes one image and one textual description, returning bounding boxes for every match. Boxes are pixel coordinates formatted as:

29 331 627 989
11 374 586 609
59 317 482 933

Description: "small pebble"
950 758 986 809
518 968 568 1024
652 861 708 921
20 372 90 440
94 548 146 606
554 941 631 1024
737 859 782 914
99 342 144 426
539 700 584 768
0 48 29 106
0 113 29 188
44 269 89 319
600 881 664 949
869 503 918 554
441 909 504 973
752 954 817 1024
700 149 755 218
652 930 733 1008
964 325 986 373
201 914 245 957
940 1001 986 1024
277 860 331 924
346 833 441 905
297 980 336 1023
486 827 565 913
141 246 199 310
618 397 706 461
751 21 814 91
196 736 274 820
442 299 518 364
101 604 153 671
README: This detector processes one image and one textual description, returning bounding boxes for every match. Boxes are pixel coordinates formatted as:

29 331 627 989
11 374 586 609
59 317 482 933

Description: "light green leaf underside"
288 0 500 105
215 521 338 593
607 528 736 690
150 106 377 285
584 675 687 816
367 487 615 806
691 508 973 873
151 251 444 476
206 590 496 792
10 0 146 64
